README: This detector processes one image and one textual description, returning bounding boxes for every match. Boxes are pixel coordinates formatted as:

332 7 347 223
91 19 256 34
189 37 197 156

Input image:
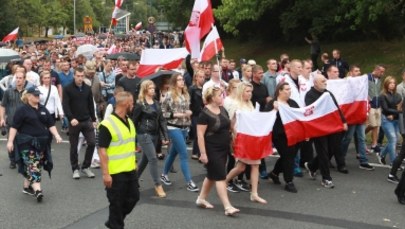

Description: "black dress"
197 106 230 181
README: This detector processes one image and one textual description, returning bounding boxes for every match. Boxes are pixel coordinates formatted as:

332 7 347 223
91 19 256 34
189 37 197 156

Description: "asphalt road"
0 135 404 229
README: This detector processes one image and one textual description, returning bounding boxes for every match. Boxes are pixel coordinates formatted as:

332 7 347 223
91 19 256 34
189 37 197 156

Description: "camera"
1 126 7 136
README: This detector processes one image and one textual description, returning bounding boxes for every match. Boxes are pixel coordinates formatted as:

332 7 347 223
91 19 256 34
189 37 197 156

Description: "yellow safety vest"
100 115 137 175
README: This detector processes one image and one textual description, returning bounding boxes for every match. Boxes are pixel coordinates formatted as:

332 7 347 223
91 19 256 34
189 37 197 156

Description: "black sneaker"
22 186 35 196
371 145 381 153
377 154 386 165
235 180 250 192
160 174 172 186
284 182 298 193
268 172 281 185
227 183 240 193
387 174 400 184
35 190 43 202
9 162 16 169
359 163 375 171
304 162 316 180
187 181 199 192
337 166 349 174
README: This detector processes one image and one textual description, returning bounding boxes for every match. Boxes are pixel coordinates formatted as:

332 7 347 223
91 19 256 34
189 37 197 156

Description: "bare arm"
197 124 208 164
6 127 17 152
0 105 5 126
48 126 62 143
98 147 112 188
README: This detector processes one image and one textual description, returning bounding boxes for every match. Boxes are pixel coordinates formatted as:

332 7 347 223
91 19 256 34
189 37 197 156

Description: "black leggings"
272 134 299 183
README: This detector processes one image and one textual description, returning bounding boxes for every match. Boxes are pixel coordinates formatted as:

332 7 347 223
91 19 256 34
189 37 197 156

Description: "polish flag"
199 26 222 62
137 48 189 77
233 111 276 160
184 0 215 58
326 75 368 125
2 27 19 43
279 93 344 146
134 22 142 30
112 0 125 26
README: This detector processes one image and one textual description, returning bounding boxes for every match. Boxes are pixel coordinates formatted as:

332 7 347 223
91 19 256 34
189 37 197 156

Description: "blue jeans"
341 124 368 164
163 128 192 183
381 116 399 164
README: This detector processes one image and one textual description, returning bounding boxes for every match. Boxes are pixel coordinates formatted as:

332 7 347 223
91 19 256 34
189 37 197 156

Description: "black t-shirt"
251 81 269 112
50 70 61 86
117 76 141 101
264 99 299 136
12 104 55 137
98 113 131 148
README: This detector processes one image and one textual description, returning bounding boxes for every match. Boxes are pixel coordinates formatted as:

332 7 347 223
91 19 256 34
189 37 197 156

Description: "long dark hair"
274 82 289 99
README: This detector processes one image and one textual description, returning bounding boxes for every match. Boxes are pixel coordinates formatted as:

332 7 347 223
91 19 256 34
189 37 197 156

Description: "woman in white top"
225 81 267 204
38 71 64 121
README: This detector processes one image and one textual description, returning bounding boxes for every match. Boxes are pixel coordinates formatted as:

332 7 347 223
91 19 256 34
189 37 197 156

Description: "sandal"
195 198 214 209
250 193 267 204
224 206 240 216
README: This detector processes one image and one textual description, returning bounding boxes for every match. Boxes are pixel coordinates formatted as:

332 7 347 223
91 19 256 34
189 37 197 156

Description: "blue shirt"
58 70 74 88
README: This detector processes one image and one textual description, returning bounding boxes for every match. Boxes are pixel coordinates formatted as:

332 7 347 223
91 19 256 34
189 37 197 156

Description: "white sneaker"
90 160 100 169
72 169 80 179
82 168 95 178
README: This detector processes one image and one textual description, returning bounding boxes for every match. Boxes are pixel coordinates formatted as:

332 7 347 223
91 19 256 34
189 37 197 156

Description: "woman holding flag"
225 82 267 204
264 82 300 193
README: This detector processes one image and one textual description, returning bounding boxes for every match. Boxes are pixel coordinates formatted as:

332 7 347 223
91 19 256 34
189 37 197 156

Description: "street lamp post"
73 0 76 34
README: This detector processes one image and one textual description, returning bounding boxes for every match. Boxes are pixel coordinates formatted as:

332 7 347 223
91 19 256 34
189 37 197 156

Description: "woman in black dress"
195 86 240 216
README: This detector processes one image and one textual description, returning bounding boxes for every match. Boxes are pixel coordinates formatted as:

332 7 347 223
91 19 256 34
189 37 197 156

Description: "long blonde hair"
235 81 254 111
137 80 155 103
169 73 189 102
382 76 396 95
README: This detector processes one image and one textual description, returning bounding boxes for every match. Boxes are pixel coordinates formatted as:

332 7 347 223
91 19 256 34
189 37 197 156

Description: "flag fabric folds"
137 48 189 77
326 75 368 125
279 93 344 146
233 111 276 160
184 0 215 58
199 26 223 62
2 27 19 43
112 0 125 26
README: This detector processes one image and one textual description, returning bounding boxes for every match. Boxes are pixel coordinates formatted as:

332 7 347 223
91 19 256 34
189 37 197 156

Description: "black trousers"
309 135 333 180
311 53 319 71
396 171 405 197
300 140 314 167
272 134 299 183
106 170 140 229
69 120 96 171
328 132 346 168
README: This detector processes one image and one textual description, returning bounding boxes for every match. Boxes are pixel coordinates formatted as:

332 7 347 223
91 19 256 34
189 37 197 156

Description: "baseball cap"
240 58 247 64
84 61 96 73
247 59 256 65
26 86 42 96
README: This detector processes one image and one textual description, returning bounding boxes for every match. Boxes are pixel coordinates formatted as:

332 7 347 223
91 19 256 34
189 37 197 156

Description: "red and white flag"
137 48 189 77
279 93 344 146
184 0 215 58
112 0 125 26
327 75 368 125
233 111 276 160
199 26 222 62
2 27 19 43
134 22 142 31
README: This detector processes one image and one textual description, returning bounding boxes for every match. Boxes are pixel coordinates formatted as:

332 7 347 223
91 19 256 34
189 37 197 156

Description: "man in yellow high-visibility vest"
98 91 139 229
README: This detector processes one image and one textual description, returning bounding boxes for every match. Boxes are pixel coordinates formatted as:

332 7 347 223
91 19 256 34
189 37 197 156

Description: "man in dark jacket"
304 74 347 189
329 49 349 79
63 67 97 180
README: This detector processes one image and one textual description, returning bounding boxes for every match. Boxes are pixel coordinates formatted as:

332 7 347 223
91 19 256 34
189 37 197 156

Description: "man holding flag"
304 74 347 189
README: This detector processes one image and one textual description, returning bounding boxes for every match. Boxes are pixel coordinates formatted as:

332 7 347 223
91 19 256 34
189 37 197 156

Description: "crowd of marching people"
1 33 405 227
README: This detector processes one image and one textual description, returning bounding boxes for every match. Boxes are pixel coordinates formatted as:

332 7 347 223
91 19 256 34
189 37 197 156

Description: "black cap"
240 58 247 64
26 86 41 96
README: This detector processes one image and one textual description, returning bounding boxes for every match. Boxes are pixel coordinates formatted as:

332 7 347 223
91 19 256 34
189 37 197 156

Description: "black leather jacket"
132 99 169 140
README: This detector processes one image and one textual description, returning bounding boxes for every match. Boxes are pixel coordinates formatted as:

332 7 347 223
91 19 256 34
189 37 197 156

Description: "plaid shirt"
1 87 25 125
